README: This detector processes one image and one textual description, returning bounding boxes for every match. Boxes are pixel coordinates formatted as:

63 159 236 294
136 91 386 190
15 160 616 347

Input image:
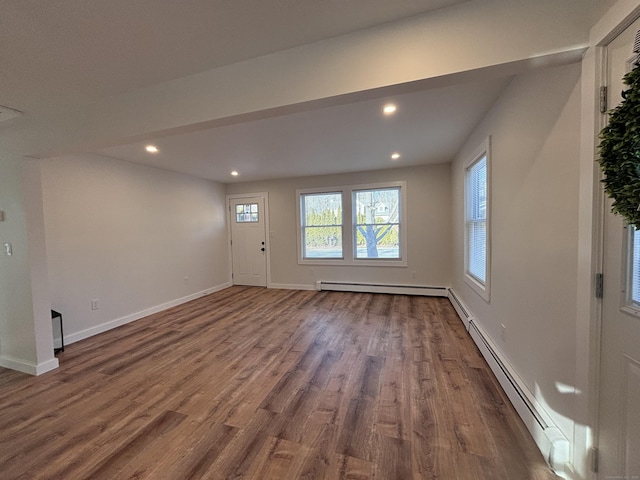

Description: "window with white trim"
300 192 343 259
632 227 640 305
464 138 490 301
297 182 406 266
624 225 640 312
353 187 401 259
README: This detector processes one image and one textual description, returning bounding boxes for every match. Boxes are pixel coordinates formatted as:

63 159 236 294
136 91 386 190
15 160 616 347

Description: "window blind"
466 156 487 283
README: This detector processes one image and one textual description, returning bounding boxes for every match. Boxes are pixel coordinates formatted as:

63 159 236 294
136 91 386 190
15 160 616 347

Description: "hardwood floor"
0 287 559 479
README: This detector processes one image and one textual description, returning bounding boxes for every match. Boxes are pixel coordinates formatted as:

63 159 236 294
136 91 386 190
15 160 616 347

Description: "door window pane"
632 227 640 304
236 203 259 223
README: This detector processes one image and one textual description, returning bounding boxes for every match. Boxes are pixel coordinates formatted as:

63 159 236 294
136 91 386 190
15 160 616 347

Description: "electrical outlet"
412 270 417 279
91 299 99 310
184 276 189 285
500 323 507 343
309 268 315 276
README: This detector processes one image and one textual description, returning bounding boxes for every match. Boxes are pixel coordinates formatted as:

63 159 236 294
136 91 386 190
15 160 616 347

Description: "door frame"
580 2 640 479
226 192 271 287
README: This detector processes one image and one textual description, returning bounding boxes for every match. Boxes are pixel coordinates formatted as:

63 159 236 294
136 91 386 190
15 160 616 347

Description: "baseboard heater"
315 281 448 297
448 287 472 329
448 289 570 474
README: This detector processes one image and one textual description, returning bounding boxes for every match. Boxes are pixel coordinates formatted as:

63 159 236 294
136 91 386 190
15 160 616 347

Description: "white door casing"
598 16 640 480
228 194 267 287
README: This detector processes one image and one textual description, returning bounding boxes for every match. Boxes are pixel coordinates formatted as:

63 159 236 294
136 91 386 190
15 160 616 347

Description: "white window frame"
622 224 640 318
299 190 345 261
464 137 491 302
296 181 407 267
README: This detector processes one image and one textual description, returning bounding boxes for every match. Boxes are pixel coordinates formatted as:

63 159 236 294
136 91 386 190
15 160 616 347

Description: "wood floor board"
0 287 559 479
152 422 240 480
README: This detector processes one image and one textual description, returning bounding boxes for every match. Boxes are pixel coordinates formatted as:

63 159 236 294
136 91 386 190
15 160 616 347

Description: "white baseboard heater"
448 289 570 474
315 280 448 297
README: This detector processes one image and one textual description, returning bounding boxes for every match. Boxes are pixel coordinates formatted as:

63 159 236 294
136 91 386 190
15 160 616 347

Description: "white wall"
41 154 230 343
0 151 57 374
226 164 451 289
451 63 582 443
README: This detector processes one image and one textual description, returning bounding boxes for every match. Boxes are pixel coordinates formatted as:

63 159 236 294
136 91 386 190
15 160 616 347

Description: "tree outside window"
354 187 400 259
297 182 406 266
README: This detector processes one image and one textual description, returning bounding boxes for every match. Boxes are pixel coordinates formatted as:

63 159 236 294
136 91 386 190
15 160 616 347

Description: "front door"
598 16 640 479
229 195 267 287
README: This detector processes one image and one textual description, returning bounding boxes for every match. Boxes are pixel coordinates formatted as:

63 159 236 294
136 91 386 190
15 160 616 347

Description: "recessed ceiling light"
231 171 239 176
145 145 159 153
391 152 401 160
383 104 397 115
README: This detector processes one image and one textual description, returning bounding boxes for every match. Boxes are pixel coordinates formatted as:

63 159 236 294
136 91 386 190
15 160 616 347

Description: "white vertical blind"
466 156 487 283
633 227 640 304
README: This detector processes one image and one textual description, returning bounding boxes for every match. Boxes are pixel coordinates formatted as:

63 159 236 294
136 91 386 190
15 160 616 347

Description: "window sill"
464 273 490 302
299 258 408 268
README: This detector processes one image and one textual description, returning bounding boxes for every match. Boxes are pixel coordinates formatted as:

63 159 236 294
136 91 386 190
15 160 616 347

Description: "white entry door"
229 195 267 286
598 16 640 479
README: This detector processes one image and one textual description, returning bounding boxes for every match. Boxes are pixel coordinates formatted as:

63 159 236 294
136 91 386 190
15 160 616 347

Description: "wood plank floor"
0 287 559 479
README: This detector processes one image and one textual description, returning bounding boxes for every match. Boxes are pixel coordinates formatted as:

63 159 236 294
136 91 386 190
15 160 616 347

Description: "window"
624 226 640 313
297 182 406 266
633 228 640 304
354 187 401 259
235 203 259 223
464 138 490 301
300 192 343 259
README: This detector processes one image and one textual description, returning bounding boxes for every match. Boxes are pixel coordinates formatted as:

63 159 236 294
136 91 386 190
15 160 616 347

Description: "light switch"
4 243 12 256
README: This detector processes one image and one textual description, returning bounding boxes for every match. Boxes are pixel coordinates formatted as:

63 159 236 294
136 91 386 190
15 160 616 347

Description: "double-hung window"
300 192 343 259
353 187 401 259
297 182 406 266
623 226 640 315
632 228 640 305
464 138 491 301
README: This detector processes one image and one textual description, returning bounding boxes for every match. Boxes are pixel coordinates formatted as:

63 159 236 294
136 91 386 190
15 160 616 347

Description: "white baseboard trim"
0 355 59 376
448 288 571 474
268 283 316 291
64 282 232 346
315 280 449 297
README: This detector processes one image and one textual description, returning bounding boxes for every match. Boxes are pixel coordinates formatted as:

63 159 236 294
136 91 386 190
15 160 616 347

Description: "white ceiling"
100 76 509 182
0 0 470 111
1 0 616 184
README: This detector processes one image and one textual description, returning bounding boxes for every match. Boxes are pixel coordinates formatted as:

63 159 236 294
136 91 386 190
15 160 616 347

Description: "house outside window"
353 187 401 259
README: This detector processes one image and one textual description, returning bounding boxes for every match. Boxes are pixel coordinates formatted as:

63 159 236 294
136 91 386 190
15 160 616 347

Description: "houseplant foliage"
598 62 640 228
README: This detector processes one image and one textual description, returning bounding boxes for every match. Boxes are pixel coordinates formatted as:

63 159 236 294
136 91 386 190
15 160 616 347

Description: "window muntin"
300 192 343 259
353 187 401 259
235 203 259 223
